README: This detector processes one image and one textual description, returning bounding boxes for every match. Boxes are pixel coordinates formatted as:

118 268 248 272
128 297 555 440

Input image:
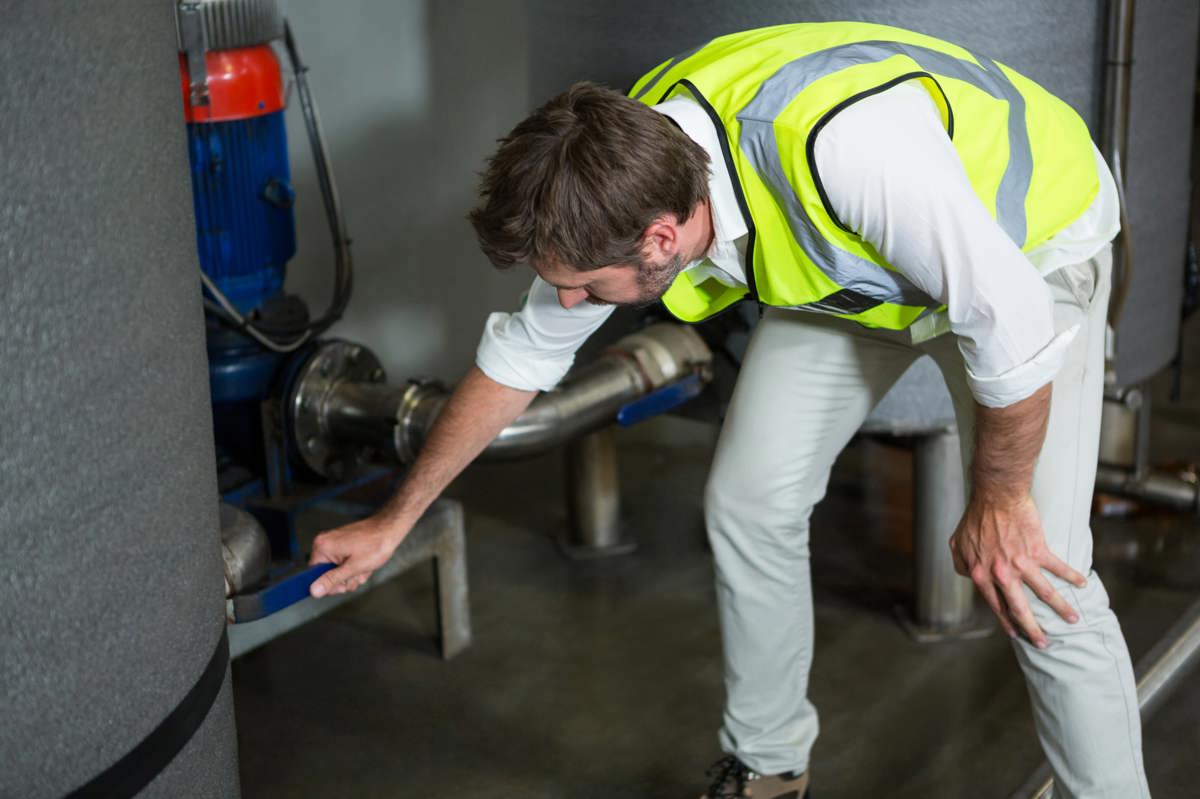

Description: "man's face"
533 251 686 310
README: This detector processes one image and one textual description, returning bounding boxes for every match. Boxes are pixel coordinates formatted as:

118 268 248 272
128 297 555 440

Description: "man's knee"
704 473 818 557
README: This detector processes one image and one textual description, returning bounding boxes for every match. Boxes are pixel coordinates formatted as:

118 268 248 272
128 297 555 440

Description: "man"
308 22 1149 799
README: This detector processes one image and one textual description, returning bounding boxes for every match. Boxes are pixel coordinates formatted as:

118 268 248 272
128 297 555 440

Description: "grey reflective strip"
736 39 1034 310
632 41 707 101
970 52 1029 246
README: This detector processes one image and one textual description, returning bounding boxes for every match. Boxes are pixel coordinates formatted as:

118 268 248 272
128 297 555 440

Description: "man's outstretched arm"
308 365 535 598
949 383 1088 647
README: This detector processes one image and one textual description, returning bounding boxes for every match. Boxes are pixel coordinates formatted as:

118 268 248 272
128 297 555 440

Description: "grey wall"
281 0 532 384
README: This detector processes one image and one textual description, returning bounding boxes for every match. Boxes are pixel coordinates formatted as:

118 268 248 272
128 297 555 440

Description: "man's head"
468 82 712 308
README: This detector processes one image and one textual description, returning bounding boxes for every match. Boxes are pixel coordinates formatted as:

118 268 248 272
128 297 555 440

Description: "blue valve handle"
616 373 704 427
229 562 334 623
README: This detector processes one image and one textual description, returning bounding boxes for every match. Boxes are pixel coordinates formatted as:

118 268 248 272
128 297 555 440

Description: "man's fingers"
1025 571 1079 624
974 576 1016 638
1041 551 1087 589
1000 579 1047 648
311 565 355 598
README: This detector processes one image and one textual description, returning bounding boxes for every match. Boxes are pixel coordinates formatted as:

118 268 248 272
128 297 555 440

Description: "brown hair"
468 81 710 271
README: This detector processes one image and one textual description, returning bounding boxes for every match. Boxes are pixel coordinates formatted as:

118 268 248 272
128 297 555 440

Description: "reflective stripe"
632 41 707 101
970 51 1030 247
739 108 936 309
736 39 1035 311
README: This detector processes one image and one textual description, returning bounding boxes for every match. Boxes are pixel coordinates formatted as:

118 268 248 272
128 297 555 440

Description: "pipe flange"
394 379 448 464
175 0 284 52
289 340 385 479
607 323 712 388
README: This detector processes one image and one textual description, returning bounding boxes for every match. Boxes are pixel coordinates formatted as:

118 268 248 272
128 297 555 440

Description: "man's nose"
557 287 588 308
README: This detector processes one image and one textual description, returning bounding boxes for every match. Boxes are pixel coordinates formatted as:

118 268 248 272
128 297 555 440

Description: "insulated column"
0 2 240 797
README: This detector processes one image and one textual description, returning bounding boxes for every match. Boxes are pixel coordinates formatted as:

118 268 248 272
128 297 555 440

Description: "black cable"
204 20 354 346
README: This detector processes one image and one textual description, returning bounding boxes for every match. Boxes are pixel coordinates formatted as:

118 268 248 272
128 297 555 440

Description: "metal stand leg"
433 500 471 659
897 427 993 642
559 427 636 559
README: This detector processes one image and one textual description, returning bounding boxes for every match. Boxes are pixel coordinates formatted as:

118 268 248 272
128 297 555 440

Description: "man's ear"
641 214 680 261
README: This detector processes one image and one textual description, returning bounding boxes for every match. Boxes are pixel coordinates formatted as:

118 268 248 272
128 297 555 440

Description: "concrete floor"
233 386 1200 797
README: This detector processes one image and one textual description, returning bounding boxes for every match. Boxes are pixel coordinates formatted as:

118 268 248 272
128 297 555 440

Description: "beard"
580 251 688 308
629 251 686 307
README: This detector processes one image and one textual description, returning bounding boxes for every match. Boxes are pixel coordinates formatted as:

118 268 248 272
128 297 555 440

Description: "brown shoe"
700 755 810 799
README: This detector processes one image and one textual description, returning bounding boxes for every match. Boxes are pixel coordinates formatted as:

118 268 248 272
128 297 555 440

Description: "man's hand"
306 367 536 600
308 515 405 598
952 382 1087 648
950 493 1086 648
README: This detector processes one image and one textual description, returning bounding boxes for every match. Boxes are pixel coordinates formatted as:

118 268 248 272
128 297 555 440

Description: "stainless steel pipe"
1094 464 1200 513
289 323 712 478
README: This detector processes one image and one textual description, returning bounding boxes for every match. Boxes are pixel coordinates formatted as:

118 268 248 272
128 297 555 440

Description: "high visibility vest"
628 22 1100 328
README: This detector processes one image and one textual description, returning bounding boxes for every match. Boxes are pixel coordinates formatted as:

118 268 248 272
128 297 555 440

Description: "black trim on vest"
64 627 230 799
807 71 955 235
798 286 884 316
653 78 760 305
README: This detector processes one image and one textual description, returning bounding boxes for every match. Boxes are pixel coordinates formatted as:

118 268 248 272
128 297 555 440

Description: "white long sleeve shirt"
476 81 1119 408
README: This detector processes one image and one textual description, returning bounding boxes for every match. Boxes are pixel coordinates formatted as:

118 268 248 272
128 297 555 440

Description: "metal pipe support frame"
228 498 470 659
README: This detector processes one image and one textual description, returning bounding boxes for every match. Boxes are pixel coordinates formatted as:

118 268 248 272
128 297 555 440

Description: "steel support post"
899 427 992 642
560 426 636 558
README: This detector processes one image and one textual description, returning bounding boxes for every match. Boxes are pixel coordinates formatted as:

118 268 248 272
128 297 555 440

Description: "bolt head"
305 437 320 454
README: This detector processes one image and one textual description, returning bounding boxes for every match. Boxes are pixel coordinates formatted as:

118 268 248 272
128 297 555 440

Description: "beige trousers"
705 246 1150 798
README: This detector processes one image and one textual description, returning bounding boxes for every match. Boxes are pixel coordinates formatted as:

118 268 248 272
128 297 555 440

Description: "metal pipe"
219 503 270 596
1136 596 1200 720
1014 596 1200 799
1095 464 1200 513
1101 0 1135 173
290 323 712 478
1101 0 1137 332
480 355 647 460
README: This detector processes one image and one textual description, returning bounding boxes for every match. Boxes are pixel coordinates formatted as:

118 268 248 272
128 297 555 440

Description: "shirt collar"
652 96 748 283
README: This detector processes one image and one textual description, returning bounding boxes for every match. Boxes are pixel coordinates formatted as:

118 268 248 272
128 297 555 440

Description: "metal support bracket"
228 499 471 659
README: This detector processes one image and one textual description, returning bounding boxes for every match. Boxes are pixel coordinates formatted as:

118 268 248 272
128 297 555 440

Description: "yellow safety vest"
629 22 1100 328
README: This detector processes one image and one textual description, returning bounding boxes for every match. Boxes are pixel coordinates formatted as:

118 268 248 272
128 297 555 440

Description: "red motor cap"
180 43 285 123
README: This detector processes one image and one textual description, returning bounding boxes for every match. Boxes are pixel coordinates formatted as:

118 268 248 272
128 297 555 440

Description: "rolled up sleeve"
965 324 1079 407
475 275 615 392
